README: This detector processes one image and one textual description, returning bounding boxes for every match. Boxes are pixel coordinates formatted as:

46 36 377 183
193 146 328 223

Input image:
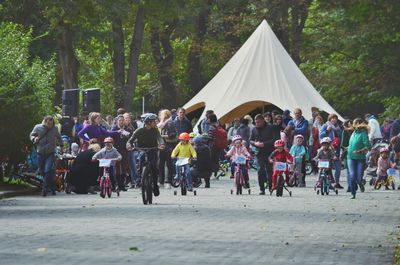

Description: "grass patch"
0 178 32 191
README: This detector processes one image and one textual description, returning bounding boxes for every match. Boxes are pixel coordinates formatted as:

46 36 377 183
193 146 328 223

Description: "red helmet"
179 132 190 141
104 137 114 144
380 147 389 153
274 139 285 148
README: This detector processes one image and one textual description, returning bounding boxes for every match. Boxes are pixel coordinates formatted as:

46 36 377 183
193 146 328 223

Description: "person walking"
173 107 193 134
30 115 63 196
347 118 371 199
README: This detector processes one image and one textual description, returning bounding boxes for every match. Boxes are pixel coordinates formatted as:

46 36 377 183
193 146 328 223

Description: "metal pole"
142 97 145 114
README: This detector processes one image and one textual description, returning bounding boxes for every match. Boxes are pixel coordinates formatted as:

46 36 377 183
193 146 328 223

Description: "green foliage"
0 22 55 162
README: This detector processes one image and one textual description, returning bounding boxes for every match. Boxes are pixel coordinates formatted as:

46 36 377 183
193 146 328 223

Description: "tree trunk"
125 5 145 111
187 0 213 94
112 18 126 109
150 23 178 109
53 64 64 107
290 0 312 65
265 0 290 51
56 23 79 90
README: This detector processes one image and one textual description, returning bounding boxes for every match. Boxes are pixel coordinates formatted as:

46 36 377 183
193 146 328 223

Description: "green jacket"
347 129 371 160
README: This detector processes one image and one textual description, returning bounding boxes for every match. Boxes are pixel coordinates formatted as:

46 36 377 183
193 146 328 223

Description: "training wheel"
317 190 319 195
174 191 177 196
248 189 251 195
230 189 233 195
193 190 197 196
335 189 338 195
289 191 292 197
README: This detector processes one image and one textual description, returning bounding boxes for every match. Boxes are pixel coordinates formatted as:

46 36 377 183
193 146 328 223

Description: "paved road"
1 172 399 265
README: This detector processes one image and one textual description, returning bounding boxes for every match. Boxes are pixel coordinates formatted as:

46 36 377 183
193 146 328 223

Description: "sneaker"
153 185 160 197
129 183 136 189
244 182 250 189
259 190 266 195
165 183 171 189
350 194 356 199
335 183 344 189
359 183 365 193
346 188 351 193
230 174 234 179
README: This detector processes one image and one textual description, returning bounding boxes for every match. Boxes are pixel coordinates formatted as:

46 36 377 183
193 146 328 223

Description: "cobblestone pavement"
1 171 399 265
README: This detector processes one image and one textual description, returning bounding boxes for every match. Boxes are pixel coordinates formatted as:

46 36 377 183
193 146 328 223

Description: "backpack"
163 120 178 141
214 126 228 149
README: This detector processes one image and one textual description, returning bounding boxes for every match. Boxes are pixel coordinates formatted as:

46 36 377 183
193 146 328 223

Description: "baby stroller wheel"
174 190 177 196
289 191 292 197
193 190 197 196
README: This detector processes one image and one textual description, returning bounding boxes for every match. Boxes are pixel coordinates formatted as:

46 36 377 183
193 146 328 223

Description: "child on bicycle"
376 147 394 190
171 132 197 191
92 137 122 190
313 137 336 188
226 135 252 188
289 135 306 183
268 140 293 191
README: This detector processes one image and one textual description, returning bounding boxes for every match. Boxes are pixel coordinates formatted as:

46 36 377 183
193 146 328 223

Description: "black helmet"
143 113 158 123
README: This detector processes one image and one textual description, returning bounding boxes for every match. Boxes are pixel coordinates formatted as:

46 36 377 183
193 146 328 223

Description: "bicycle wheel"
100 177 105 198
181 176 187 196
276 174 284 197
106 178 112 198
305 162 313 175
141 166 150 204
171 178 180 188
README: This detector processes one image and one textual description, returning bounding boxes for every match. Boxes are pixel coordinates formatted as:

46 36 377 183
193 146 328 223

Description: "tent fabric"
183 20 343 125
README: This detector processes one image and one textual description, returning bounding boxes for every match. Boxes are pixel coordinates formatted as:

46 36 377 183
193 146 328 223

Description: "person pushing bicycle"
127 113 165 196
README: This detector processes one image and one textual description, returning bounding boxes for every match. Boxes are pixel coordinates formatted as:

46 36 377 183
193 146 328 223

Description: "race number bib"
176 157 190 166
275 162 286 171
318 160 330 168
98 159 112 167
235 155 247 165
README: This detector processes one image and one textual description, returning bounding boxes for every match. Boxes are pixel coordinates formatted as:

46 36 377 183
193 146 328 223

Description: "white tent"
183 20 343 124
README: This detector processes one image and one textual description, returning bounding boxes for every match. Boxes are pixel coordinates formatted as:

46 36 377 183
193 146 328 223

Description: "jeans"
127 150 139 184
176 164 193 190
347 158 366 195
37 153 55 191
257 156 272 191
333 159 342 183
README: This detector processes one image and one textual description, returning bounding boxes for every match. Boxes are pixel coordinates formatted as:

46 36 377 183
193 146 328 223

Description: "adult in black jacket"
67 144 101 194
390 117 400 140
249 114 281 194
191 137 213 188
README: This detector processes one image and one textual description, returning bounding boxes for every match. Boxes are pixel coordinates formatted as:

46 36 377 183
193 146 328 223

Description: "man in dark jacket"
249 114 281 195
174 107 193 134
191 136 212 188
390 116 400 140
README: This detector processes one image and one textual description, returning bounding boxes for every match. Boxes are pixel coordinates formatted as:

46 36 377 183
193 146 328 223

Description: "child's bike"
315 160 337 195
137 148 158 205
271 161 292 197
174 157 197 196
374 168 398 190
288 156 302 187
215 159 230 179
98 159 119 198
230 155 251 195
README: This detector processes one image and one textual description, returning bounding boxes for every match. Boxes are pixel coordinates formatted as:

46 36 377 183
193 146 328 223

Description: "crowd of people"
29 106 400 199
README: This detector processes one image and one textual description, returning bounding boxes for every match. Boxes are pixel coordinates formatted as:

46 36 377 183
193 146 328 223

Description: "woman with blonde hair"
347 118 371 199
158 109 178 188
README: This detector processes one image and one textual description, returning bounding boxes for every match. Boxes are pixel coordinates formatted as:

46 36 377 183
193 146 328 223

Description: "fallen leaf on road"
129 247 140 252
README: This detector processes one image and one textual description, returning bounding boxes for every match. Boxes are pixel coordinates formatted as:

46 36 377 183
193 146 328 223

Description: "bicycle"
315 160 338 196
288 156 302 187
271 161 292 197
173 157 197 196
137 148 158 205
215 159 230 179
374 168 397 190
230 155 251 195
98 159 119 198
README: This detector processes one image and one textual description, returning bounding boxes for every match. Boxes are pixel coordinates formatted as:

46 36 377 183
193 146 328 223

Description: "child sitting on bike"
171 132 197 191
226 135 252 188
92 137 122 190
268 140 293 191
289 135 306 183
376 147 394 190
313 137 336 188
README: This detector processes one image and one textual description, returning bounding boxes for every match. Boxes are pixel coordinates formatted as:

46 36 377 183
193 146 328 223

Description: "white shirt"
368 118 382 141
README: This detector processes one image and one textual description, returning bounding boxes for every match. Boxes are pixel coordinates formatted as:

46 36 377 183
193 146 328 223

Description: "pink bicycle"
98 159 119 198
230 155 251 195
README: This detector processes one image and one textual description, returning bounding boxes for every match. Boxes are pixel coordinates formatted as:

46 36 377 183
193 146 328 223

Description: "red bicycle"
230 155 251 195
98 159 119 198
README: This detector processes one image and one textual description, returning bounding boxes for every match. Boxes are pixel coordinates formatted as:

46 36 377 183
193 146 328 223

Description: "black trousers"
191 168 212 187
257 156 273 191
158 148 174 184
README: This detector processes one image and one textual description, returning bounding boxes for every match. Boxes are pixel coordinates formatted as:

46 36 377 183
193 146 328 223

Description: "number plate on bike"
318 160 330 168
387 168 399 177
235 155 246 165
175 157 190 166
98 159 112 167
275 162 286 171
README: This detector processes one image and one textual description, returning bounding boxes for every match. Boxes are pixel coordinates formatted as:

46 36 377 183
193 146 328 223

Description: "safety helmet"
193 136 203 144
104 137 114 144
179 132 190 141
189 132 196 138
143 113 158 123
274 139 285 148
320 137 331 144
380 147 389 153
232 135 242 143
201 133 209 139
295 134 304 140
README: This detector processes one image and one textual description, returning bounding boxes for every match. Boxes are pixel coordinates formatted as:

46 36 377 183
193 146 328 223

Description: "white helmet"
320 137 331 144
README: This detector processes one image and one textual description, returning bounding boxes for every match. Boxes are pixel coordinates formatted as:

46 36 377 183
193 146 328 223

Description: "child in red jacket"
268 140 293 190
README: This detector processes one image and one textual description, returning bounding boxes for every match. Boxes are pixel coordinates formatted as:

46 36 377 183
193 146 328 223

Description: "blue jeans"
127 150 139 184
176 164 192 190
347 159 366 195
37 153 55 191
333 159 341 183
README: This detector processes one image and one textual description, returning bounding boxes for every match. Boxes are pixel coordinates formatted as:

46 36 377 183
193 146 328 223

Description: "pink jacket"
226 145 251 161
377 157 391 177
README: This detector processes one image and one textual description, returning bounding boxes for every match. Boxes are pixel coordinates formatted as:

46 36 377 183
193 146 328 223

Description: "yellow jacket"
171 142 197 159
